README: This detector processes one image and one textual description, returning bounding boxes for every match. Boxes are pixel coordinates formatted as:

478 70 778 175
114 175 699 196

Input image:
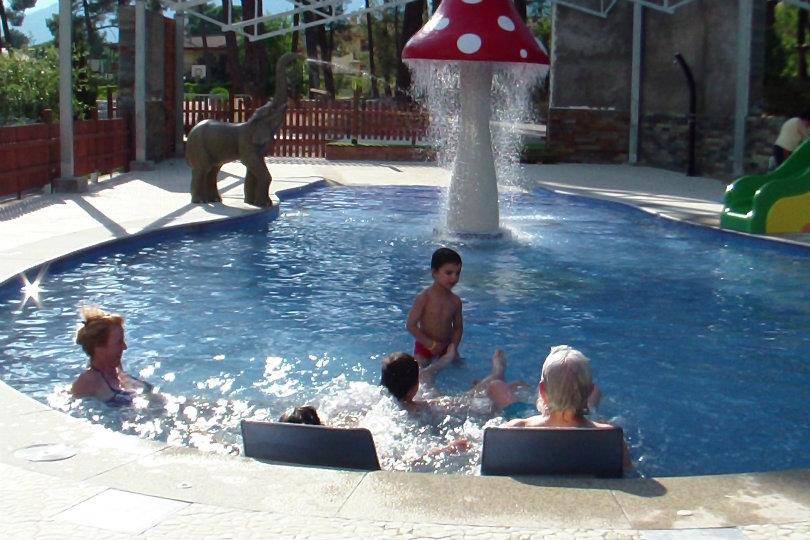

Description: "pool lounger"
481 426 624 477
240 420 381 471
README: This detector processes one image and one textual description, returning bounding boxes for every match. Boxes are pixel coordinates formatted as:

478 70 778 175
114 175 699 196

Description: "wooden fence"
183 98 429 158
0 110 132 199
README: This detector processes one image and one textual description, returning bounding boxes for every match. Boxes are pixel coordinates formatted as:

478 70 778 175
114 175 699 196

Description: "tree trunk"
365 0 378 98
765 0 777 29
796 9 807 81
317 11 335 97
255 0 268 100
514 0 527 22
302 2 320 94
198 6 210 77
393 7 401 59
291 13 299 52
242 0 268 101
0 0 10 53
396 0 425 99
221 0 243 93
81 0 99 55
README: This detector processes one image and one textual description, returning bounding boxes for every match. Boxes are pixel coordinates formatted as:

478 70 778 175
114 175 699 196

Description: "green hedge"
0 47 59 125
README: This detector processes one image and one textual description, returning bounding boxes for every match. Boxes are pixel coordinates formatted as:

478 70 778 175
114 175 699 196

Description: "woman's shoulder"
71 369 103 397
504 414 548 428
583 418 616 429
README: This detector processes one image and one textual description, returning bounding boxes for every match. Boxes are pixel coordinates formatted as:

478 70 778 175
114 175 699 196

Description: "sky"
22 0 391 44
35 0 367 14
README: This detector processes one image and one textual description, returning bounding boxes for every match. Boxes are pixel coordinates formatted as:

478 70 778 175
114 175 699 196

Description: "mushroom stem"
446 62 499 235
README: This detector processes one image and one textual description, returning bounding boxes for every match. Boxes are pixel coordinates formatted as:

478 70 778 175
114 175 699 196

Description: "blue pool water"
1 185 809 477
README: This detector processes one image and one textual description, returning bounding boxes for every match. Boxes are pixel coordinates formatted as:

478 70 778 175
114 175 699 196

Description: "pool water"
1 185 809 477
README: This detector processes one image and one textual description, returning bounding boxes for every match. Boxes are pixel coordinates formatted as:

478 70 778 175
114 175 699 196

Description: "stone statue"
186 52 300 207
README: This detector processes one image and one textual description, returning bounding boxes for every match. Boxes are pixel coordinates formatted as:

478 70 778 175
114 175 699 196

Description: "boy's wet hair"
431 247 462 270
380 352 419 400
279 405 322 425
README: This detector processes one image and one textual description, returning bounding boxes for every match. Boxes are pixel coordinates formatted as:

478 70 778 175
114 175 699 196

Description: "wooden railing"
183 98 429 158
0 110 132 199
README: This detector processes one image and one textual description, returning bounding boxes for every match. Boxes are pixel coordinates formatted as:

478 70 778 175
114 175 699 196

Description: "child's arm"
406 292 438 351
419 344 456 384
450 297 463 351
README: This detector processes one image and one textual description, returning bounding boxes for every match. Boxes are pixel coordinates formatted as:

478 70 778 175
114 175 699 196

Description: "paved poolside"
1 158 809 539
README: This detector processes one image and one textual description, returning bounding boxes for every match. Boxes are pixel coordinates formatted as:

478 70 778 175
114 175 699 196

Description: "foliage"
771 4 805 79
46 0 117 56
209 85 229 99
71 38 103 118
763 3 808 114
0 45 58 124
96 84 116 99
1 0 35 49
0 42 103 125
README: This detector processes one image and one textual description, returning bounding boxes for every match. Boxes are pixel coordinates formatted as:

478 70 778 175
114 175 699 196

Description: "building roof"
184 35 227 49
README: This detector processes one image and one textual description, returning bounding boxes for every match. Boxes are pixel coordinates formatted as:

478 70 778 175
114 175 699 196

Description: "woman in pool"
498 345 607 428
71 307 154 405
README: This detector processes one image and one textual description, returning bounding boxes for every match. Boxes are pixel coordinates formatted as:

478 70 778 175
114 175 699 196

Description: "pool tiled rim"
1 159 808 539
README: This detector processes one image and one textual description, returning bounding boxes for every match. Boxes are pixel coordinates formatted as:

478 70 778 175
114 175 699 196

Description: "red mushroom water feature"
403 0 549 236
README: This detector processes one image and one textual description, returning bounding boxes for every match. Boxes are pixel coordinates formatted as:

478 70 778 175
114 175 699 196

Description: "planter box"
325 142 435 162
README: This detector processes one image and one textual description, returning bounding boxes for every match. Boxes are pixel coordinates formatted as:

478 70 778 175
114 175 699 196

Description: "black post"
673 53 697 177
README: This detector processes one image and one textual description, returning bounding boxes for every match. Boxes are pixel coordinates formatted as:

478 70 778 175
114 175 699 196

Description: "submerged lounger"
481 426 624 477
240 420 381 471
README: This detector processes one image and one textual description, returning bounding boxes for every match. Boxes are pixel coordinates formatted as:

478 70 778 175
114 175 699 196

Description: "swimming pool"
1 185 809 477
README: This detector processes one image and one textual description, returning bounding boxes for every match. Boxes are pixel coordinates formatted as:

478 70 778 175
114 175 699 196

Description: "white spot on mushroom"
457 34 482 55
462 0 482 3
520 49 528 59
424 15 449 32
497 16 515 32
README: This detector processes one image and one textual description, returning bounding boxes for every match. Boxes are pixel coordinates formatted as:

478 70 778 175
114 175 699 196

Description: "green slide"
721 138 810 234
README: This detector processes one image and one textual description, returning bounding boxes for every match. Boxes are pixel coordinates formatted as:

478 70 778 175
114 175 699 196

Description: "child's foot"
491 349 507 380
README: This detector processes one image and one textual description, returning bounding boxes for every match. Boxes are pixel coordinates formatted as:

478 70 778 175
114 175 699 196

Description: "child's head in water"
278 405 322 425
380 352 420 402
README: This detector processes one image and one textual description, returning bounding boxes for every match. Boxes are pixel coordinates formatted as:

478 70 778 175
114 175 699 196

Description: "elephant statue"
186 52 301 207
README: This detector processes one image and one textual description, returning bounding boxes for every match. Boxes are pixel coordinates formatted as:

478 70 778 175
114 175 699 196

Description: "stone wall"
639 114 786 180
118 7 173 163
549 3 633 110
548 0 767 177
547 108 629 164
746 115 787 172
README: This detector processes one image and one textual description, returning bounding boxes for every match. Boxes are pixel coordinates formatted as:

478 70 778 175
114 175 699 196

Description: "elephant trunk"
273 52 300 105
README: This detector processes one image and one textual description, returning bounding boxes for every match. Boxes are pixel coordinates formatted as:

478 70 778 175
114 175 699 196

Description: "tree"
395 0 425 98
364 0 378 97
221 0 243 92
243 0 269 100
1 0 36 51
46 0 118 55
371 9 399 95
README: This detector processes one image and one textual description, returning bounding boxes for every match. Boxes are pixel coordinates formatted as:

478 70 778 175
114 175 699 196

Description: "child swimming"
406 247 463 374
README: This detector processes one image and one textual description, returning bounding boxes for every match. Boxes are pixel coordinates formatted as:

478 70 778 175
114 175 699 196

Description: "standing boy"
406 248 463 371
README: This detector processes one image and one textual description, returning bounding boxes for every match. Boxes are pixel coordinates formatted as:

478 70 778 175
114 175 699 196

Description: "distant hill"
18 2 118 46
18 2 57 45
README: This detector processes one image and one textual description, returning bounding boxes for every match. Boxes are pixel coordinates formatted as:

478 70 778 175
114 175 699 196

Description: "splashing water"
407 60 545 231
